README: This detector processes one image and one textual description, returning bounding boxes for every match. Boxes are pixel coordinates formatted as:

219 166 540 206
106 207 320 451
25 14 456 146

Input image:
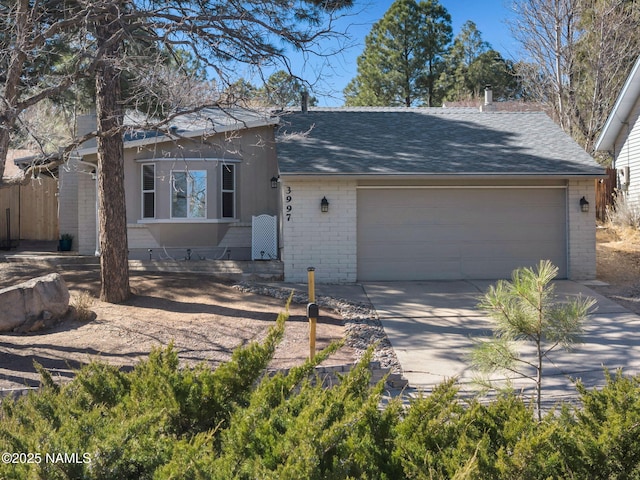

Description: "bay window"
171 170 207 218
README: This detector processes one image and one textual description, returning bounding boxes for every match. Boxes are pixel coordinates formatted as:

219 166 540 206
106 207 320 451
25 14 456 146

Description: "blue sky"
279 0 520 106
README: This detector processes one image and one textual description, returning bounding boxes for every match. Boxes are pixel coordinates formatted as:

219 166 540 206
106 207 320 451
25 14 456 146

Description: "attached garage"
357 186 567 281
276 107 604 284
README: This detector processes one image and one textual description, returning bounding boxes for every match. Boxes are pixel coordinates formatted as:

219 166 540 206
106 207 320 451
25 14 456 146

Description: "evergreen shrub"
1 305 640 479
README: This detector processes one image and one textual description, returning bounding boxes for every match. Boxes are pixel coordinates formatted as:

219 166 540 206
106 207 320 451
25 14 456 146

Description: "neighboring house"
276 106 604 283
61 108 280 260
595 55 640 206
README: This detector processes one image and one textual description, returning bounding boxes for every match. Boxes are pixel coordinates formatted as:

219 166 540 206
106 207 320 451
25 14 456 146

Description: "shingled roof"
276 108 604 177
78 107 279 155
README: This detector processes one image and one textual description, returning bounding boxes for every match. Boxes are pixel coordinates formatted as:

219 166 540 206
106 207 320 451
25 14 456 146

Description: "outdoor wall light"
321 196 329 213
580 196 589 213
270 176 279 188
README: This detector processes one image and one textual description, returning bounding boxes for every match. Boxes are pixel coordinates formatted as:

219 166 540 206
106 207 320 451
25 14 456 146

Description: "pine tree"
344 0 452 107
1 0 352 303
471 260 596 421
438 21 521 102
258 70 318 108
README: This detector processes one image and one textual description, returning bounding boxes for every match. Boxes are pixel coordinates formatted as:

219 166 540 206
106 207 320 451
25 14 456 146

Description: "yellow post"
308 267 316 303
307 267 317 360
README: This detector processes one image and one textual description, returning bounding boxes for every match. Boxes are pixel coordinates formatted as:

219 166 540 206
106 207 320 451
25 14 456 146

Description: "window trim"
141 163 156 219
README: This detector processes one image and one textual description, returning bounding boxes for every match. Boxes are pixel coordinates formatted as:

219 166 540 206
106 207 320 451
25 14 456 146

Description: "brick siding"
567 178 597 280
281 179 357 283
77 172 97 255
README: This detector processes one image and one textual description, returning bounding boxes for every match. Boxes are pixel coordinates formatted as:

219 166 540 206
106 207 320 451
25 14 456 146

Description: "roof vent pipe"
75 110 98 149
481 85 496 112
484 85 493 106
301 90 309 114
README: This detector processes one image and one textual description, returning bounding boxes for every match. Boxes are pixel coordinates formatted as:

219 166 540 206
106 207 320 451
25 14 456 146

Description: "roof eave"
76 117 279 157
595 55 640 152
278 172 606 180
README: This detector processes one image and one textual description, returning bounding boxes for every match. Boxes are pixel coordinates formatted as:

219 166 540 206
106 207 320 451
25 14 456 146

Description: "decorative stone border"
233 282 404 376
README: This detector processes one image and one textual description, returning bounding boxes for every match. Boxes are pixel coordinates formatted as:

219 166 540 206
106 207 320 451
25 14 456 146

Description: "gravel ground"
234 282 402 373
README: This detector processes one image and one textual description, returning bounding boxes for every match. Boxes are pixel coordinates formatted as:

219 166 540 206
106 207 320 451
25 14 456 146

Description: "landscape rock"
234 281 404 374
0 273 70 332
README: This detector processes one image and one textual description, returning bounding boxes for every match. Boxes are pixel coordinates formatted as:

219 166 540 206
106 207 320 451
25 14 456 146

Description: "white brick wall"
282 179 357 283
567 179 597 280
281 178 597 283
58 158 97 255
57 160 79 242
77 172 97 255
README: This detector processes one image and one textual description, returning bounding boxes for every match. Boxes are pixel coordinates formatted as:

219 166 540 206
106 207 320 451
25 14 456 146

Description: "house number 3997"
285 186 292 221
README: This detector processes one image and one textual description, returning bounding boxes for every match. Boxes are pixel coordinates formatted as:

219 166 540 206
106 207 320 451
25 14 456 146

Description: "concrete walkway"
241 280 640 407
363 280 640 407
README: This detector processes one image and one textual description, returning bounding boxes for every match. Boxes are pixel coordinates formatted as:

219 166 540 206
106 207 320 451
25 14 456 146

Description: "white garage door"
357 187 567 281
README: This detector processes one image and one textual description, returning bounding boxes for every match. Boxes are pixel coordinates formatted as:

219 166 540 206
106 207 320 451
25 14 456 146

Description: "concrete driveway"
363 280 640 406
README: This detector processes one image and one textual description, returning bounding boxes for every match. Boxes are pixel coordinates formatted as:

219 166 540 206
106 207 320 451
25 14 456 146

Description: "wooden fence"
0 177 58 245
595 167 617 222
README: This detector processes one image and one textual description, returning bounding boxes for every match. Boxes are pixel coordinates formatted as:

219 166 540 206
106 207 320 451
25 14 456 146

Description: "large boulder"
0 273 70 332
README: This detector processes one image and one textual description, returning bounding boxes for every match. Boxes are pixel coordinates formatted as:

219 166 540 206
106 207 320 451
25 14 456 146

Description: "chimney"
301 90 309 114
75 110 98 149
481 85 496 112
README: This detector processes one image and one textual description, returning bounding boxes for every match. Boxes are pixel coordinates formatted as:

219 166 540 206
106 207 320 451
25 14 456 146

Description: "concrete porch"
0 241 283 282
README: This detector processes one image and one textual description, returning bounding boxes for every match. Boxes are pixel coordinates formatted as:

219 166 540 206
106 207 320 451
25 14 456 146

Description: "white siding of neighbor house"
614 96 640 207
567 178 597 280
281 179 357 283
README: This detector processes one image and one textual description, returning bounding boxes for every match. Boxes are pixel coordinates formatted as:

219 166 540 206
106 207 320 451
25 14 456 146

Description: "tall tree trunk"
0 132 10 184
0 0 29 183
95 7 130 303
536 338 543 422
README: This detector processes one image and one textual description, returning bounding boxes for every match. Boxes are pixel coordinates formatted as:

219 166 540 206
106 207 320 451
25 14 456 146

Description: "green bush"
2 302 640 479
0 307 289 480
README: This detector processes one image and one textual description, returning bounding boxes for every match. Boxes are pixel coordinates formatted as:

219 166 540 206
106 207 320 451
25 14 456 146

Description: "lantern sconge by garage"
320 196 329 213
580 196 589 213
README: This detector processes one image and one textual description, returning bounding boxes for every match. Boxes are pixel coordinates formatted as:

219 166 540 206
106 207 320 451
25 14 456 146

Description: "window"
171 170 206 218
222 164 235 218
142 164 155 219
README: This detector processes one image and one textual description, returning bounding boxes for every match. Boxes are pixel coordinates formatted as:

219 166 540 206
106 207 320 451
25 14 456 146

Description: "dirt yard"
0 264 355 391
592 225 640 315
0 225 639 392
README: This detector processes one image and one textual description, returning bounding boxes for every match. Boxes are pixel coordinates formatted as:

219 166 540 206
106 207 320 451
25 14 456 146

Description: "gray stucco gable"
276 108 604 177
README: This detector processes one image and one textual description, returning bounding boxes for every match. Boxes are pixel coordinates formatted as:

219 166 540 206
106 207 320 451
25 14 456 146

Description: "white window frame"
221 164 236 219
170 169 207 219
141 163 156 219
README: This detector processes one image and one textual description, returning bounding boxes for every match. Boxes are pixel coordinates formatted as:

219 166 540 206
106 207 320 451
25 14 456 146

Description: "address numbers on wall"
285 185 292 221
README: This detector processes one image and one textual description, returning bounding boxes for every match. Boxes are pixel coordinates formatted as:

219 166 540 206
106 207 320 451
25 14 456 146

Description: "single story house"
276 106 604 283
595 55 640 206
59 108 281 260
